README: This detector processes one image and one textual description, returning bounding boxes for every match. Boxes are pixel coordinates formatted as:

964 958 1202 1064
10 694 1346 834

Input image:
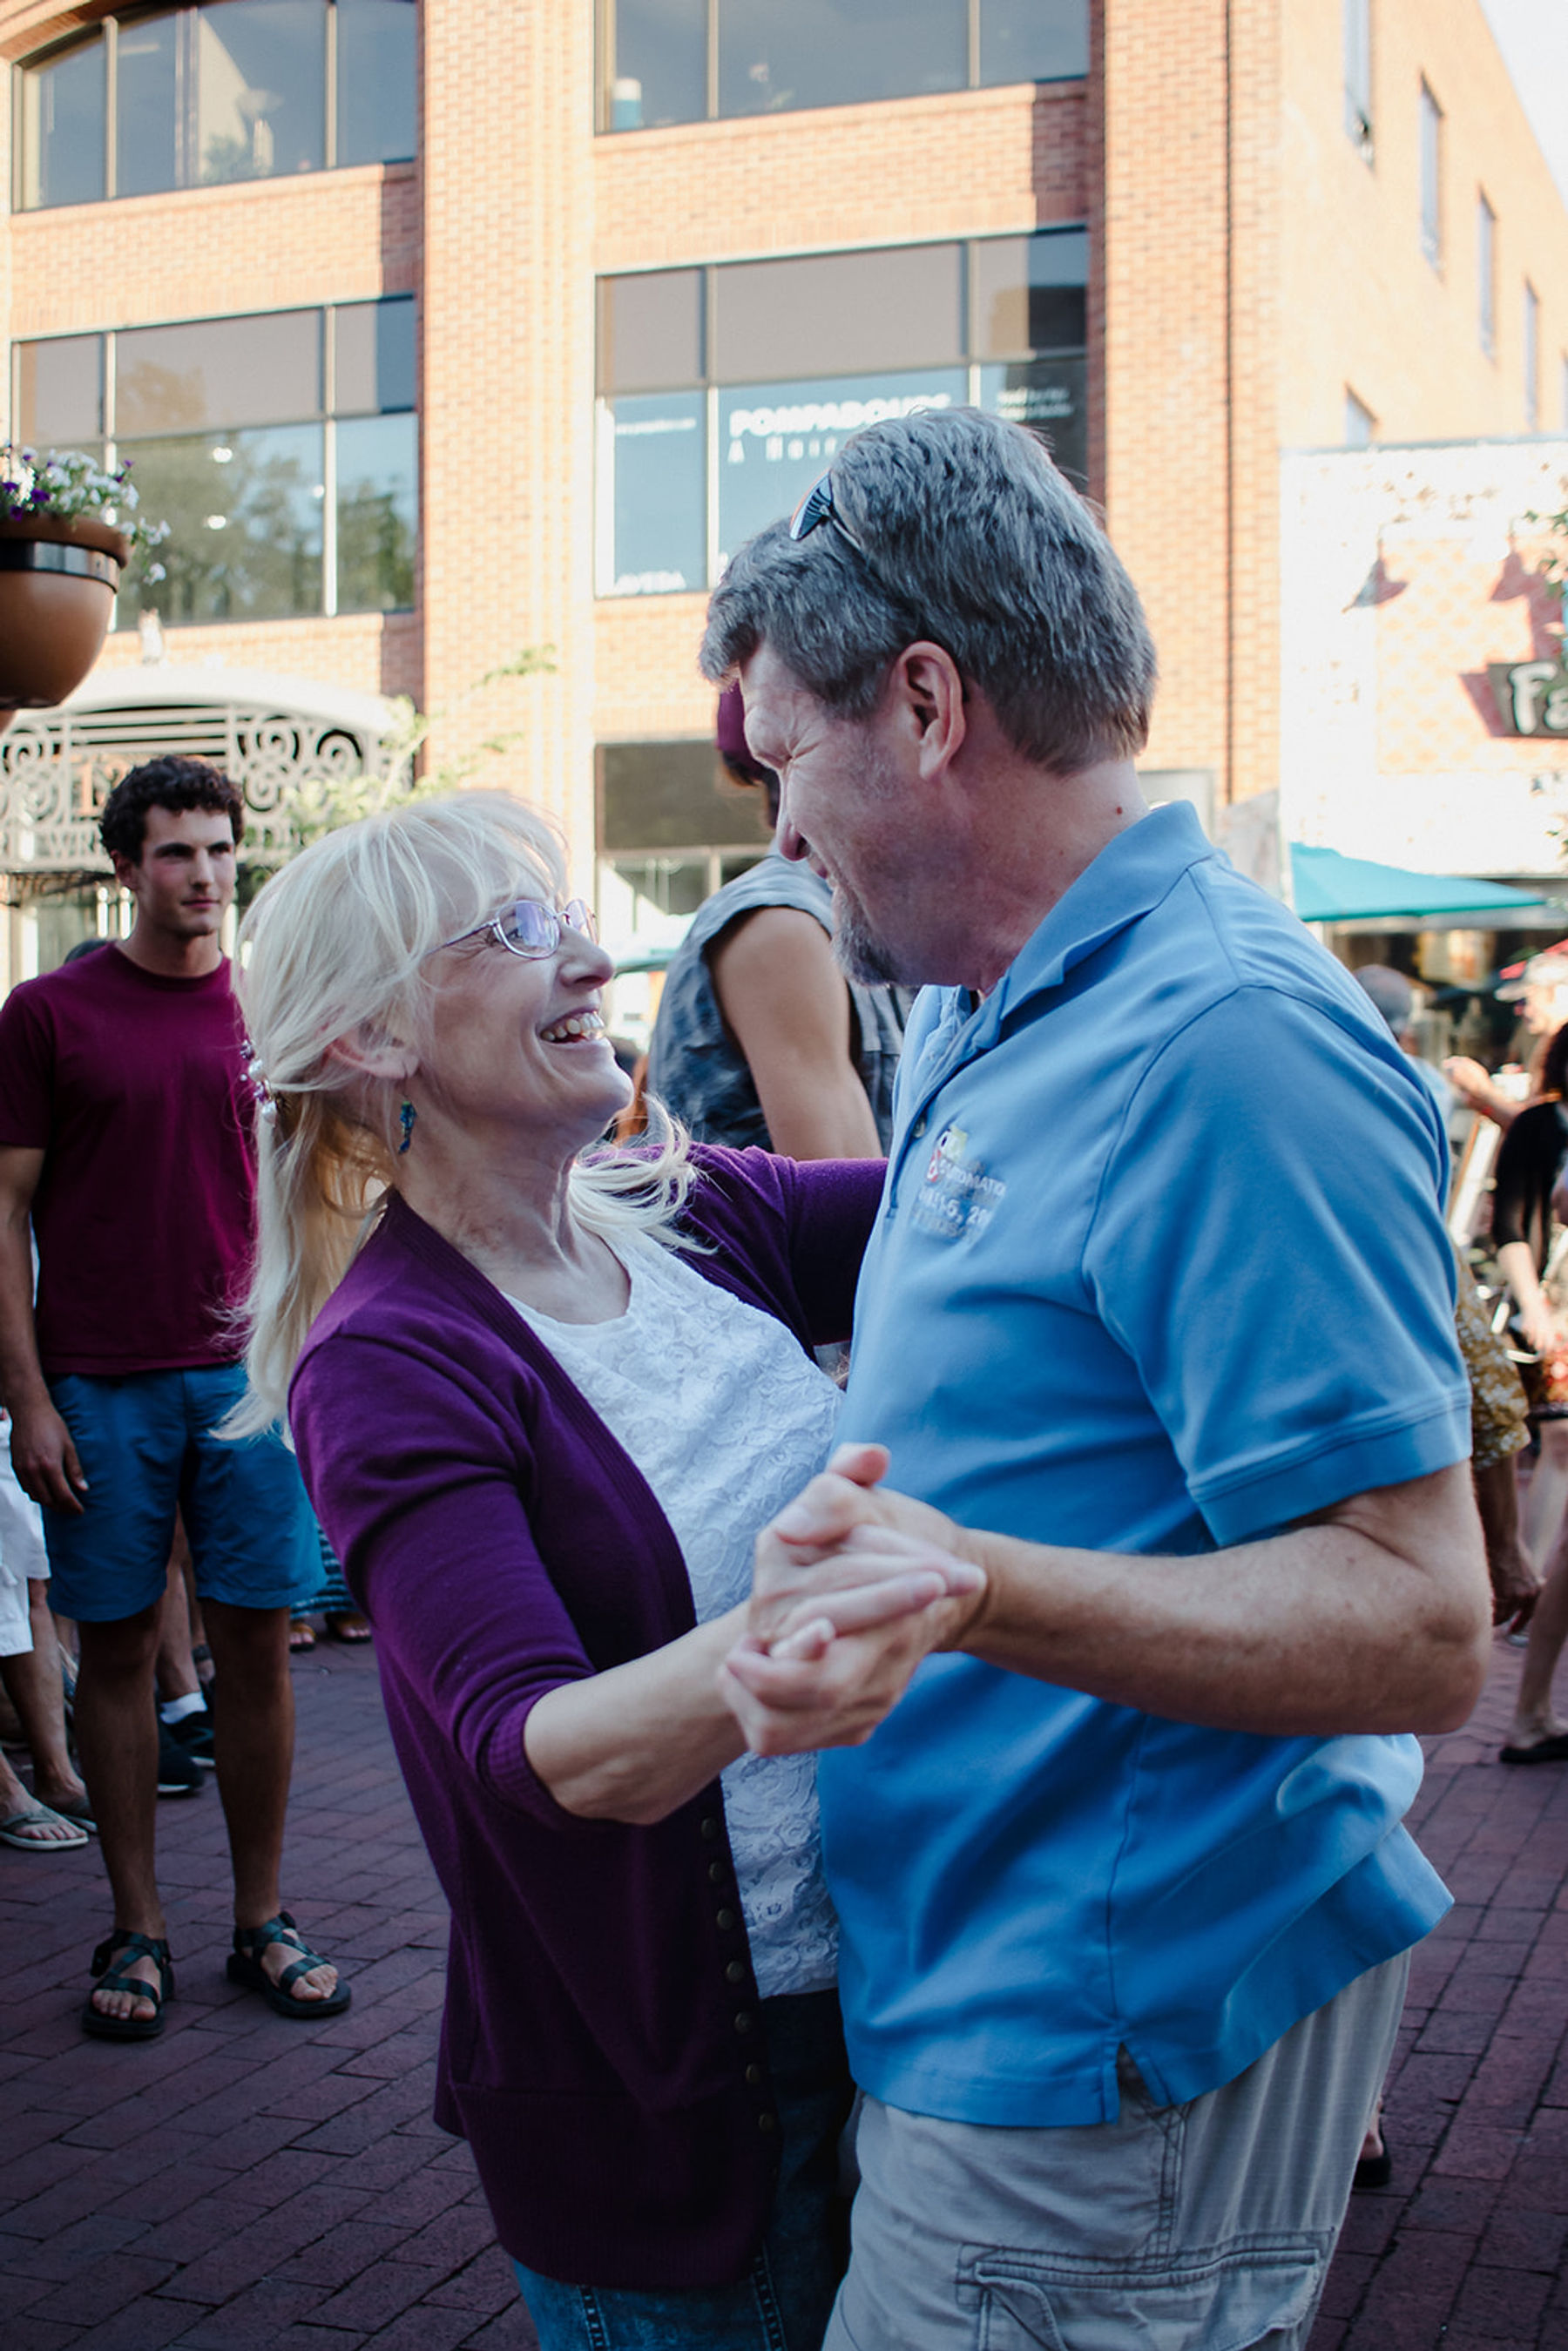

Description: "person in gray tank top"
645 688 910 1155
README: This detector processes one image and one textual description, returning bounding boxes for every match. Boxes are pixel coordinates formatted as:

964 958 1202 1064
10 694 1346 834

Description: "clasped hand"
720 1442 986 1756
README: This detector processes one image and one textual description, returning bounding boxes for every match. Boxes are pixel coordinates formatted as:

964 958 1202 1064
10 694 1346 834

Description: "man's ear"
322 1028 417 1086
892 642 967 777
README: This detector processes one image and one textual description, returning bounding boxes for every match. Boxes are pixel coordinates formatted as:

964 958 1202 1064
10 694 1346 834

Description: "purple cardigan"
288 1146 884 2289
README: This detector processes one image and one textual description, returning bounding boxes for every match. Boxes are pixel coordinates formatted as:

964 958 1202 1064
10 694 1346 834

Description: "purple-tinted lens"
497 899 598 956
497 901 557 955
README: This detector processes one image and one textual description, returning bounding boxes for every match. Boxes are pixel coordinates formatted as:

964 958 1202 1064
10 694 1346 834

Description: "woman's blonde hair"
232 788 696 1431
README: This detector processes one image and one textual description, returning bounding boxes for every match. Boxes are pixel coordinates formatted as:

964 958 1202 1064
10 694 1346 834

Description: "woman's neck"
395 1126 629 1323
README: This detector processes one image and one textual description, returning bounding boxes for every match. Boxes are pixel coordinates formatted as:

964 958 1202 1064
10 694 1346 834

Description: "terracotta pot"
0 512 131 709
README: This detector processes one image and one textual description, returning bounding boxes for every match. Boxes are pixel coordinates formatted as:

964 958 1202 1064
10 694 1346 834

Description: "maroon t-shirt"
0 948 257 1377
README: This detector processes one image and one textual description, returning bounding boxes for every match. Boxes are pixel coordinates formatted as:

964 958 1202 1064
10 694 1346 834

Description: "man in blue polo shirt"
706 409 1491 2351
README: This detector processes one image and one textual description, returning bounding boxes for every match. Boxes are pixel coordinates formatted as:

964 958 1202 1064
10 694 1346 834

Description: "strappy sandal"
226 1909 351 2019
81 1929 173 2041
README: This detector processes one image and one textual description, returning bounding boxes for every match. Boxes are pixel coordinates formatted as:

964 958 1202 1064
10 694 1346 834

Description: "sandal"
226 1910 351 2019
81 1929 173 2041
288 1621 317 1652
0 1800 89 1850
323 1613 373 1645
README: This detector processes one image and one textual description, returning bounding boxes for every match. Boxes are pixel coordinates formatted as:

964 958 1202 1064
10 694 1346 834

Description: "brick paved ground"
3 1633 1567 2349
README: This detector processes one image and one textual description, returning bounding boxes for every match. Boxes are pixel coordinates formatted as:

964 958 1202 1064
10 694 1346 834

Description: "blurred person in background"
1490 1022 1568 1571
1445 943 1568 1131
646 686 909 1158
1352 967 1537 1635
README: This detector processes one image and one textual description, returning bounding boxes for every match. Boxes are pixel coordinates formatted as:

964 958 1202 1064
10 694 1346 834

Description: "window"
598 0 1087 132
1524 283 1540 429
1344 390 1375 447
597 230 1089 596
1419 80 1442 265
1343 0 1372 159
16 1 415 211
1478 193 1496 355
597 740 771 964
14 298 417 623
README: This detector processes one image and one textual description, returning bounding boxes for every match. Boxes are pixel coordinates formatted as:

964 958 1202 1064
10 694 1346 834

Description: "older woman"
232 792 977 2351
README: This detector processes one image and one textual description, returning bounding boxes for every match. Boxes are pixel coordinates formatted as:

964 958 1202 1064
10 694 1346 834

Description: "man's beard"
830 882 908 988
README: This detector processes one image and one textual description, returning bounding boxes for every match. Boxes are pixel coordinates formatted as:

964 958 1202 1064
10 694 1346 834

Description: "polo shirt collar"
972 801 1215 1042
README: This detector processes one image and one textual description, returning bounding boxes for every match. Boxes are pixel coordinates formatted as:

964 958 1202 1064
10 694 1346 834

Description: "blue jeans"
514 1990 854 2350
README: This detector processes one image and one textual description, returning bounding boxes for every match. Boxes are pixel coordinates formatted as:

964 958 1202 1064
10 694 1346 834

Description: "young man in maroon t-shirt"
0 758 348 2039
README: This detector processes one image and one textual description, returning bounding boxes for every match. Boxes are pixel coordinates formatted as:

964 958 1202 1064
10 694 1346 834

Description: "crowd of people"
2 402 1561 2349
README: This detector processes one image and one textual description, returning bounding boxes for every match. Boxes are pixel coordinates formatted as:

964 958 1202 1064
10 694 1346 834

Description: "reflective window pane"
603 393 706 595
598 271 703 395
195 0 326 185
335 412 417 611
334 298 416 414
607 856 710 920
719 368 967 566
16 337 105 448
713 245 962 382
336 0 416 164
970 230 1088 357
978 358 1088 488
121 424 325 621
115 11 179 199
117 312 322 435
20 37 107 211
719 0 964 116
602 742 766 852
605 0 706 131
979 0 1089 85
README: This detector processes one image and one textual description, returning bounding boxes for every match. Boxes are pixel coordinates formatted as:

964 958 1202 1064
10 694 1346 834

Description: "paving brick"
459 2300 543 2349
1449 2260 1554 2337
307 2258 452 2330
422 2242 521 2316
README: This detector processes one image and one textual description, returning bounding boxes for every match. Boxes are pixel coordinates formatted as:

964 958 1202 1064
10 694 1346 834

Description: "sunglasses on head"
789 470 867 557
440 897 598 959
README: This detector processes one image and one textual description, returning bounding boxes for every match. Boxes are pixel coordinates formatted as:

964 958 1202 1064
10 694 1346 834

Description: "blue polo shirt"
821 802 1470 2127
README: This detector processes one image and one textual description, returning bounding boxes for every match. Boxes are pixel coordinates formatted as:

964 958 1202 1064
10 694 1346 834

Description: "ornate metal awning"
0 664 409 874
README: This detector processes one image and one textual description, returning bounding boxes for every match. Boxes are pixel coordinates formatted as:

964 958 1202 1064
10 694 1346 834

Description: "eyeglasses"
789 470 867 557
440 897 598 958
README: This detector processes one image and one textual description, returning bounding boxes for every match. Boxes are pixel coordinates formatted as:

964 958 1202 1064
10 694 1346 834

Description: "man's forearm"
952 1467 1489 1735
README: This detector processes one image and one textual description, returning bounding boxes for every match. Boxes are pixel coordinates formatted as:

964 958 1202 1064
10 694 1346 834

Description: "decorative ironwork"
0 694 409 873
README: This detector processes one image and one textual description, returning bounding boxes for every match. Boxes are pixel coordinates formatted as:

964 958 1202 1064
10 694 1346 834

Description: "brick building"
0 0 1563 992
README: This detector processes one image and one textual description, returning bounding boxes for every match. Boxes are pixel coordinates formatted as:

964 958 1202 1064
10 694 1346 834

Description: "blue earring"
397 1099 416 1154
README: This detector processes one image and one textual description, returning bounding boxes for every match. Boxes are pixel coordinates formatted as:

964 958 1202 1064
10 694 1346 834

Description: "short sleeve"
1081 986 1470 1545
0 984 58 1149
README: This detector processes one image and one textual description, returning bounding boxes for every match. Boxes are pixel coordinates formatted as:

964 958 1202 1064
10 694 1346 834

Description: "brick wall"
1102 0 1233 795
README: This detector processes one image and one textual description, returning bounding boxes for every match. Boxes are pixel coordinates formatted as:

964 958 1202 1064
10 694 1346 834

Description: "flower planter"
0 514 130 709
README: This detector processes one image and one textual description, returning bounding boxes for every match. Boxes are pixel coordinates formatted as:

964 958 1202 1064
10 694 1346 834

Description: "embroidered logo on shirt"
909 1125 1006 1241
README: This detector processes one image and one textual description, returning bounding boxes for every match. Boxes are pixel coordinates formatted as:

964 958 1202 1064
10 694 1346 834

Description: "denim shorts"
43 1365 321 1623
825 1952 1409 2351
514 1988 855 2350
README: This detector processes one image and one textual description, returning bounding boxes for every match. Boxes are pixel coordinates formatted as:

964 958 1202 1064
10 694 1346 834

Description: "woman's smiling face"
416 899 632 1151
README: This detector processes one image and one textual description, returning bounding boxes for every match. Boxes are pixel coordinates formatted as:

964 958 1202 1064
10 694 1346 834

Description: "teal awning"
1289 844 1551 924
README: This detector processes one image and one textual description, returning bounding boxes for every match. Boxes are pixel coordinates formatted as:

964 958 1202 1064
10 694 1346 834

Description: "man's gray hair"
700 408 1157 774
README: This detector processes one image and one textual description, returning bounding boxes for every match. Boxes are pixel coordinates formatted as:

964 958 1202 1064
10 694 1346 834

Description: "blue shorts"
43 1365 322 1624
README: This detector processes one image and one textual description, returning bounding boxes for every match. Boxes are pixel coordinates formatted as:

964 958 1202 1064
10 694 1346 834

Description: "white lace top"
504 1233 843 1997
